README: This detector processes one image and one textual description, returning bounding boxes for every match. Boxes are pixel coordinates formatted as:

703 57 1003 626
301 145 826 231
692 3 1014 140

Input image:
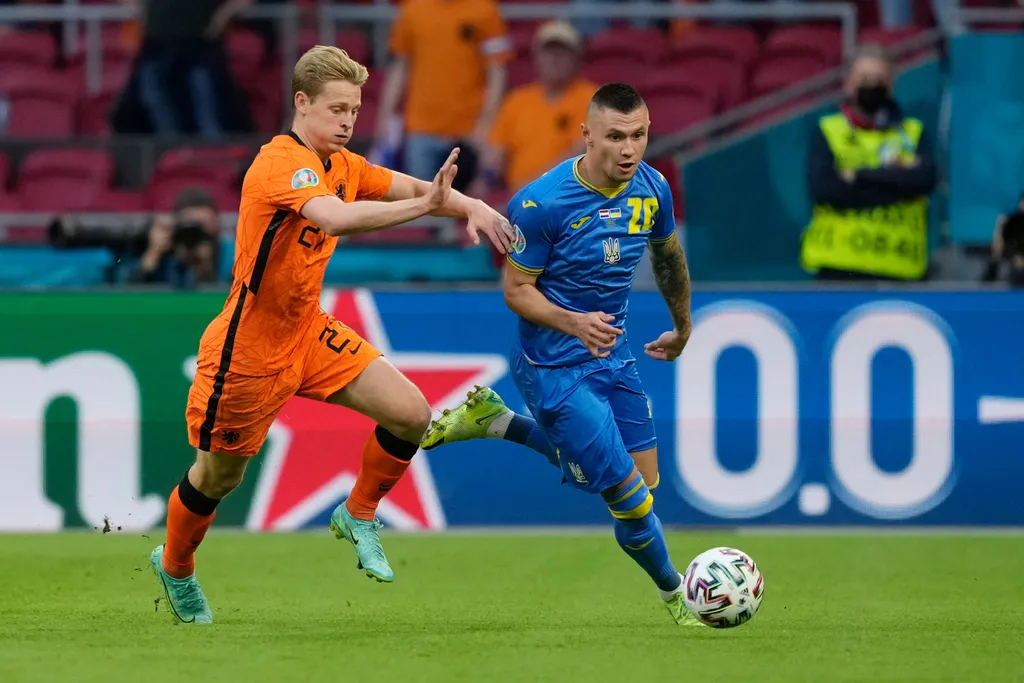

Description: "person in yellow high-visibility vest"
802 45 937 281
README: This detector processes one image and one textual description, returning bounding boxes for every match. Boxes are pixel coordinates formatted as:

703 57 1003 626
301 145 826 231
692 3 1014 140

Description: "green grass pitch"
2 530 1023 683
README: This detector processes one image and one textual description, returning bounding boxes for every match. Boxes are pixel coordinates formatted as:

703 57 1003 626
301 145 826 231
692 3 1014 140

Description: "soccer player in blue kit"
422 84 699 626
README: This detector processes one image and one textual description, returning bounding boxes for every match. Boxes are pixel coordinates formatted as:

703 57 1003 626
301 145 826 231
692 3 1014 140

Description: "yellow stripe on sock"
610 493 653 520
606 476 645 507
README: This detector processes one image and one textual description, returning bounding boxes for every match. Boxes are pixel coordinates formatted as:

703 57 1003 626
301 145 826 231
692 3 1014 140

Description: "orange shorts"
185 310 381 456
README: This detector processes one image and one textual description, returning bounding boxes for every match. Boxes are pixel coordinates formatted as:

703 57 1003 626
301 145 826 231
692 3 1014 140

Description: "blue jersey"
506 156 678 367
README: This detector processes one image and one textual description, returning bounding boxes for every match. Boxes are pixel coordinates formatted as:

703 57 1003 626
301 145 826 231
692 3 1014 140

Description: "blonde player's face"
584 106 650 184
300 80 362 154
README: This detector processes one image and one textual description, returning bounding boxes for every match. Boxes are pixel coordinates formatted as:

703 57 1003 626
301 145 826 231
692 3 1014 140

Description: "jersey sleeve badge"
291 168 320 189
511 224 527 254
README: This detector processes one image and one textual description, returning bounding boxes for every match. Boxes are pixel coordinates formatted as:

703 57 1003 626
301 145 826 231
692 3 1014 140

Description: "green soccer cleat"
420 385 510 451
329 504 395 583
663 590 703 627
149 545 213 624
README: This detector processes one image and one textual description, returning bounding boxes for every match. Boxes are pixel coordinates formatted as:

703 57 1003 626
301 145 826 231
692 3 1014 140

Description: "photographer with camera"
131 187 223 288
982 193 1024 287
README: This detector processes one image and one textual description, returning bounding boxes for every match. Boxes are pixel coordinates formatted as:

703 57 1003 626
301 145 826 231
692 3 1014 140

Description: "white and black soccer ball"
682 547 764 629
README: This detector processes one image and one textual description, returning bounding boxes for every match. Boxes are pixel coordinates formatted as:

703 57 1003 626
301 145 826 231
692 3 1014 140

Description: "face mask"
855 85 890 114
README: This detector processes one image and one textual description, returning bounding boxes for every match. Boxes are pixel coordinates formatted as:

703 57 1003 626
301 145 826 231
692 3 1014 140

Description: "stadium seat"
645 92 714 136
508 22 542 58
859 27 927 47
346 227 437 245
749 56 831 99
583 58 649 88
5 84 77 138
100 190 146 212
0 29 57 68
761 26 843 66
0 66 77 97
647 156 684 219
662 27 760 69
654 56 747 110
68 22 139 65
507 57 536 90
0 152 10 191
16 149 115 211
76 86 119 136
587 28 666 65
155 146 254 186
639 69 726 113
20 148 115 188
148 177 238 212
298 28 371 65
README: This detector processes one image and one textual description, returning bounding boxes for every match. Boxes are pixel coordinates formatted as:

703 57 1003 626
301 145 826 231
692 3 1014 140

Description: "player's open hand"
573 311 623 359
466 201 514 254
644 327 691 362
425 148 460 211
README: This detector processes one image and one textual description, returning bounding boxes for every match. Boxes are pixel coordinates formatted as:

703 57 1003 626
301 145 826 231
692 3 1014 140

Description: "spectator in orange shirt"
374 0 513 184
471 21 596 198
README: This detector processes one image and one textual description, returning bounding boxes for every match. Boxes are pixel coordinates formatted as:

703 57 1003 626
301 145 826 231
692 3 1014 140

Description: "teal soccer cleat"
149 545 213 624
420 385 510 450
330 504 395 583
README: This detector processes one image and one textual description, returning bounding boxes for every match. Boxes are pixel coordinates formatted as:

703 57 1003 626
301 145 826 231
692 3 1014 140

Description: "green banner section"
0 292 262 531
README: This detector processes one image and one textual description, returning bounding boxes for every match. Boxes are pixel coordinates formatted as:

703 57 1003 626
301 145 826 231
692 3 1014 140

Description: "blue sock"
604 472 680 592
503 413 559 469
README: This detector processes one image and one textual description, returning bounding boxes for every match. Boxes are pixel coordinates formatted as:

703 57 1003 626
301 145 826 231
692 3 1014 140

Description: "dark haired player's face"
297 80 362 154
584 106 650 184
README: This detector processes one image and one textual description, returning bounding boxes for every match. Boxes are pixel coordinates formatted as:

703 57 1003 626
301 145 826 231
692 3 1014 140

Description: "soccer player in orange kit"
149 45 513 624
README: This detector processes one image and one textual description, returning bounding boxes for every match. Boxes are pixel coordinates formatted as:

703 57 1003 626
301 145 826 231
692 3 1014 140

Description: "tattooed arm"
644 233 693 361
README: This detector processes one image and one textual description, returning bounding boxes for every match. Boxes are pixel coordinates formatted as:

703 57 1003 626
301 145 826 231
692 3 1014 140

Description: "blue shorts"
510 343 656 494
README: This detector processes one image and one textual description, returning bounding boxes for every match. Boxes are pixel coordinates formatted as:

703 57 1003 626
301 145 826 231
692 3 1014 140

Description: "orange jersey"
196 133 393 377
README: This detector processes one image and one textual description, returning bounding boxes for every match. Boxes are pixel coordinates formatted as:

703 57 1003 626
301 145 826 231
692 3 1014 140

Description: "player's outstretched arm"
385 157 513 253
303 149 458 236
504 265 622 358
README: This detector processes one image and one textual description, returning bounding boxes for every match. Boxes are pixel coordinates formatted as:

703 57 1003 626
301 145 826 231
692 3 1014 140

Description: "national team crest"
335 183 347 199
603 237 621 265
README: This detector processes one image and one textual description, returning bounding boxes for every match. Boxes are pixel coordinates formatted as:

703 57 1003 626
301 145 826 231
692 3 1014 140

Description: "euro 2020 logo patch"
511 224 527 254
291 168 319 190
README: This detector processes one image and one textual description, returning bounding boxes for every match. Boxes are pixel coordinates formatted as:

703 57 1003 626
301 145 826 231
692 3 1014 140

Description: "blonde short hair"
292 45 369 101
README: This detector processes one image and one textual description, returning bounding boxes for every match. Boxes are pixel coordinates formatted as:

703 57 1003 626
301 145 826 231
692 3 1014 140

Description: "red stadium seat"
298 28 372 65
346 227 437 245
76 85 120 136
508 22 542 58
647 156 684 219
507 57 536 90
749 56 831 99
583 57 649 88
5 84 77 138
17 180 105 212
645 92 714 136
0 193 24 212
662 27 760 69
99 190 146 212
654 57 747 110
0 29 57 68
0 66 77 97
20 148 115 188
242 71 285 135
148 177 238 212
16 148 114 211
859 27 927 47
587 28 666 65
639 68 728 112
0 152 10 191
68 58 133 94
225 28 267 81
69 22 139 64
762 26 843 66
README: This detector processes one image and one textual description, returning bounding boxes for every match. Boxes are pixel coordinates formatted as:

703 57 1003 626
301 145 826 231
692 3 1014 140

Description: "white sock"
485 411 513 439
658 573 685 602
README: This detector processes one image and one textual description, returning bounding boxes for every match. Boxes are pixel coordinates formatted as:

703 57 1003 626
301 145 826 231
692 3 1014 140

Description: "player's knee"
191 450 248 499
603 470 653 521
381 395 431 444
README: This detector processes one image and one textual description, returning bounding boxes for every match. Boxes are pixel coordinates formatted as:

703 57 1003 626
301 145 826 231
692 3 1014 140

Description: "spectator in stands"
982 193 1024 287
373 0 512 187
131 187 222 288
118 0 254 138
801 44 937 282
470 21 596 199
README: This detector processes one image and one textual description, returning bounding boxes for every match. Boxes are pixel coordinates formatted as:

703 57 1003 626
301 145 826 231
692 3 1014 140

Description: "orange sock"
346 426 417 520
162 482 217 579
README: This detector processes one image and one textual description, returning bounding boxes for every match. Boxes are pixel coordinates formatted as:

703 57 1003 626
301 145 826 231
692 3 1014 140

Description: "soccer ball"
682 546 764 629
